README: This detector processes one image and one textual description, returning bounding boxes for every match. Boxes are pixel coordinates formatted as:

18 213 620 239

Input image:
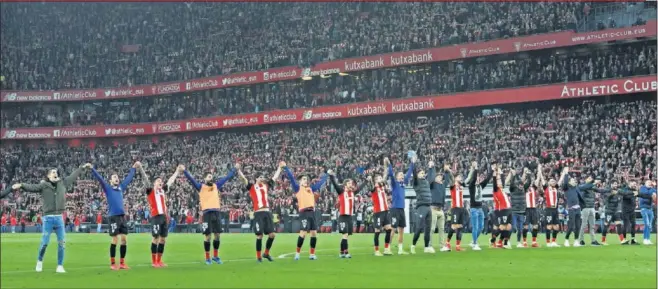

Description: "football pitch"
1 233 656 288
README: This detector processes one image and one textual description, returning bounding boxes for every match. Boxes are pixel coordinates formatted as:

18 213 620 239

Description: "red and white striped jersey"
544 186 559 208
371 185 389 213
493 189 511 211
451 184 464 208
338 189 355 216
526 186 538 208
248 181 273 211
146 185 169 217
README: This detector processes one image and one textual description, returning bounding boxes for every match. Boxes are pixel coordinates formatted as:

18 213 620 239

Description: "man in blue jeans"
465 160 492 251
12 163 90 273
639 180 656 245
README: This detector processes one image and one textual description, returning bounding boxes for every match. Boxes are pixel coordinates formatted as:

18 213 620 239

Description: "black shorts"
496 209 512 225
338 215 354 235
109 215 128 236
373 211 391 230
544 208 560 225
253 211 275 235
390 208 406 228
525 208 539 226
604 212 622 224
299 210 318 231
451 208 465 225
491 214 499 227
202 211 223 235
150 215 168 238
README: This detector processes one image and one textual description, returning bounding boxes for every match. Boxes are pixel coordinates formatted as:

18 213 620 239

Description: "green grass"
1 232 656 288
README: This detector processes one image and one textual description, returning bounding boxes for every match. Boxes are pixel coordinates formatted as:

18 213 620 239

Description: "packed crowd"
0 2 595 91
2 42 656 129
1 95 656 228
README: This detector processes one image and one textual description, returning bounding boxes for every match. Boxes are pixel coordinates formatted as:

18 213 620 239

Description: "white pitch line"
1 248 366 275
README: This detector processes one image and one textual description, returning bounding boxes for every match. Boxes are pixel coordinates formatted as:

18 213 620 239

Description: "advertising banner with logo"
1 21 655 103
1 76 654 140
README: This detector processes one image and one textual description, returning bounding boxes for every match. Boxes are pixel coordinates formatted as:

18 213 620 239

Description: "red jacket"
96 214 102 224
10 217 17 226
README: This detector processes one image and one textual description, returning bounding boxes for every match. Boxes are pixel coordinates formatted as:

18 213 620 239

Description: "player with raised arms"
237 162 283 262
282 162 328 261
90 162 138 270
183 164 237 265
139 163 182 267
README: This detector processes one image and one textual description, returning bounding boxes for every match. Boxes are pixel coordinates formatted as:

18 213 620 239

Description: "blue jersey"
639 186 656 209
387 163 413 209
91 168 136 216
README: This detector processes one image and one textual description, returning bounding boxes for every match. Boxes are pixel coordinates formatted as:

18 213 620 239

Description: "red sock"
120 258 125 264
264 249 270 255
256 251 262 259
551 238 556 242
456 240 461 246
619 235 624 241
523 238 527 242
602 236 607 242
384 243 390 249
156 253 162 263
532 237 536 242
151 254 157 263
111 257 116 265
310 248 315 255
546 237 550 243
213 249 218 258
204 252 210 260
374 246 379 251
296 247 301 253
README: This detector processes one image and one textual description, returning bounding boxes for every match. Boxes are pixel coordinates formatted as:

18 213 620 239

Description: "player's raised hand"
134 161 142 169
444 163 451 171
11 183 21 190
327 169 335 176
383 157 390 165
367 175 373 182
82 163 93 169
471 161 478 169
177 165 185 172
279 161 286 168
235 163 241 170
562 167 569 174
428 161 435 168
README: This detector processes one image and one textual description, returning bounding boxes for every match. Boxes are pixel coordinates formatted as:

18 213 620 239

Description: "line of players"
20 156 654 270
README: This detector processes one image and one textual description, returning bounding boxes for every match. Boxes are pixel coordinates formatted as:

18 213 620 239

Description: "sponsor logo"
222 117 258 127
301 67 341 78
153 83 181 94
221 75 257 86
104 88 145 98
3 130 51 139
263 70 297 82
391 100 435 113
263 113 297 123
302 110 342 120
154 123 182 133
185 79 219 91
460 46 500 57
185 120 219 130
347 104 388 116
344 57 384 71
53 91 97 101
53 129 97 138
390 51 433 66
104 127 145 136
4 93 52 102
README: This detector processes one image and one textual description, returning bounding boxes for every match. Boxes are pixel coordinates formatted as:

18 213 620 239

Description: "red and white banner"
1 76 655 140
1 21 655 103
